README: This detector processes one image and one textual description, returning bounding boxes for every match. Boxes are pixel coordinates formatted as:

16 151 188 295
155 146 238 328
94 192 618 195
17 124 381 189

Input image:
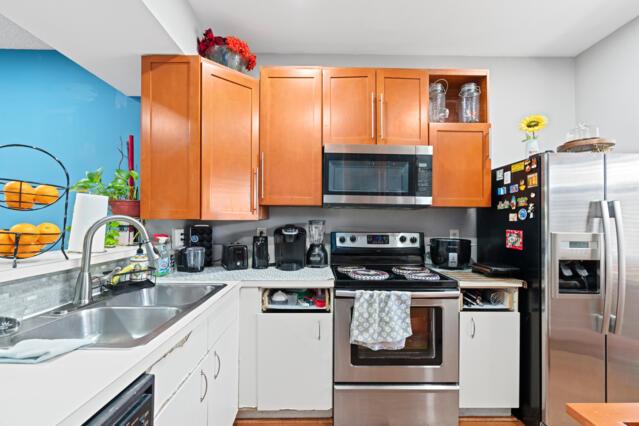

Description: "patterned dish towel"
350 290 412 350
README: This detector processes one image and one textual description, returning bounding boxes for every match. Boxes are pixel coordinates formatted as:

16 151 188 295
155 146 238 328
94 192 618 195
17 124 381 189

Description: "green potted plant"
71 168 140 217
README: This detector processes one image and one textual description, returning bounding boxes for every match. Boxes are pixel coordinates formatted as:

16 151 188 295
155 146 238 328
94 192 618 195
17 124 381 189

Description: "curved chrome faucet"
74 215 159 306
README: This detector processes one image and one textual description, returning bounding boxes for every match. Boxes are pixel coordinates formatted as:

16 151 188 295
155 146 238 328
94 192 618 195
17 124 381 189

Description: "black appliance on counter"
85 374 154 425
274 224 306 271
176 246 206 273
222 243 248 270
429 237 471 269
252 235 269 269
306 219 328 268
187 224 213 266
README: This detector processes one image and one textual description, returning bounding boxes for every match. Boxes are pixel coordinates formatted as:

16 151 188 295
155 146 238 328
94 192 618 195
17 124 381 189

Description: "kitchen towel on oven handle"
350 290 412 351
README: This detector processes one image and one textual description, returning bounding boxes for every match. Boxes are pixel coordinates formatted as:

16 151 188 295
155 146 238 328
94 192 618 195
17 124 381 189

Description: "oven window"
326 157 412 195
350 307 443 366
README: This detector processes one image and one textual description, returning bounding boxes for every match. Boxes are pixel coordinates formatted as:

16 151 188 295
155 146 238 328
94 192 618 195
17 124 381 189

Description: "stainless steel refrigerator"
477 152 639 426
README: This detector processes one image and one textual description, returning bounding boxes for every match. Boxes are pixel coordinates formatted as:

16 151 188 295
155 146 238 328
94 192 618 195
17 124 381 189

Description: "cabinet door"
141 55 201 219
201 61 264 220
155 355 209 426
256 313 333 411
376 69 428 145
323 68 376 145
430 123 491 207
260 67 322 205
208 322 239 426
459 312 520 408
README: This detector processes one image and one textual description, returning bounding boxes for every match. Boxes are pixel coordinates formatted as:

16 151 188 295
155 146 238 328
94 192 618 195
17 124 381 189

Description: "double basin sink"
9 284 226 348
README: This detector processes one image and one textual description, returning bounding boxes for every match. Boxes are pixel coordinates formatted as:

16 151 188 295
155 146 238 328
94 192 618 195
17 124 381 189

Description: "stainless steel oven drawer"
334 384 459 426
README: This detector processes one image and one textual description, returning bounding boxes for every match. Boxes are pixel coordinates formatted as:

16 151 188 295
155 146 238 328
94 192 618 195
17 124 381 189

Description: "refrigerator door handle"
611 200 626 334
600 200 614 335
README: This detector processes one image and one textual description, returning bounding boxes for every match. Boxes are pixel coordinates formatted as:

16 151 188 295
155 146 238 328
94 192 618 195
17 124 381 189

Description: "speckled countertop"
157 266 334 287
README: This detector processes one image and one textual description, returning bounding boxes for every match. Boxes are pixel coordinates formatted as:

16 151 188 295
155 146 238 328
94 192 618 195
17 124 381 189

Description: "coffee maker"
274 224 306 271
306 220 328 268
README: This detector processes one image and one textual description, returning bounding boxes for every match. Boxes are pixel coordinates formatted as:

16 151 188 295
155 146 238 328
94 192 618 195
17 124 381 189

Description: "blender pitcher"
306 220 328 268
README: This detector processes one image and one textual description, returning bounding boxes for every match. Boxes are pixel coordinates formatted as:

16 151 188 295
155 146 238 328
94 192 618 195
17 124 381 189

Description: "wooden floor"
234 417 524 426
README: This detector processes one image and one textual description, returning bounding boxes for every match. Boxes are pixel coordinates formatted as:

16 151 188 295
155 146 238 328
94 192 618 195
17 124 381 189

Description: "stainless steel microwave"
323 144 433 207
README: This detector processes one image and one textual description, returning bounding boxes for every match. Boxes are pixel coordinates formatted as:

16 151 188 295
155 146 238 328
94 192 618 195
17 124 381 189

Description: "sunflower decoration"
520 115 548 142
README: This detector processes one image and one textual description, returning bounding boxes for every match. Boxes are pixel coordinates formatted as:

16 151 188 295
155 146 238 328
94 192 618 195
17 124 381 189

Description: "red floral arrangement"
197 28 256 71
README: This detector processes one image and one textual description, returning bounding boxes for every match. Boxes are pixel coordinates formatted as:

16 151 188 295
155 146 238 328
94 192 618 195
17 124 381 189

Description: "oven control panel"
334 232 421 248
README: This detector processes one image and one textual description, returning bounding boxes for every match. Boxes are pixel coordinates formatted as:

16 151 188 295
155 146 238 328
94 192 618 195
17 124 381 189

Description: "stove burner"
347 269 390 281
392 266 429 276
405 271 441 281
337 265 367 274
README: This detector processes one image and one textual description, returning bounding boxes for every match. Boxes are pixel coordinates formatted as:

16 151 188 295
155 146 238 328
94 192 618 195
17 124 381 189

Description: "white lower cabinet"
459 311 520 408
256 313 333 411
155 354 209 426
208 320 240 425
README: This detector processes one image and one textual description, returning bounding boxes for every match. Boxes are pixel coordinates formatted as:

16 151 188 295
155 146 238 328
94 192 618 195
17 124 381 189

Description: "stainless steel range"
331 231 460 426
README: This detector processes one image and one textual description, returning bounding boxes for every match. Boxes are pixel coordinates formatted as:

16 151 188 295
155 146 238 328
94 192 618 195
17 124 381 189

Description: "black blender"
306 220 328 268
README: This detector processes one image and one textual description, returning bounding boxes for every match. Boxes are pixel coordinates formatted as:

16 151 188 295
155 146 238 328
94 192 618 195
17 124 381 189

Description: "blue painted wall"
0 50 141 247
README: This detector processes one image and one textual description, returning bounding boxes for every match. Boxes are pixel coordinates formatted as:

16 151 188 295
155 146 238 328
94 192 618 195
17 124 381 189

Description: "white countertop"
0 280 240 426
158 266 334 287
0 246 137 284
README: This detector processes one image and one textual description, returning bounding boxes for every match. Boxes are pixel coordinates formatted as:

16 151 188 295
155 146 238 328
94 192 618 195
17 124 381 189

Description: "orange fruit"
0 231 14 256
34 185 59 205
3 181 35 209
36 223 61 244
9 223 39 244
16 243 43 258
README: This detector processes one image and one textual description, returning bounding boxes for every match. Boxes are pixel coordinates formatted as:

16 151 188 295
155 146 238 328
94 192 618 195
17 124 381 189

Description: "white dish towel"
350 290 412 351
0 337 96 364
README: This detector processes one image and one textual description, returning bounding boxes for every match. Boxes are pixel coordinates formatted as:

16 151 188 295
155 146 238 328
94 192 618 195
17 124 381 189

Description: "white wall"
576 16 639 152
254 54 576 167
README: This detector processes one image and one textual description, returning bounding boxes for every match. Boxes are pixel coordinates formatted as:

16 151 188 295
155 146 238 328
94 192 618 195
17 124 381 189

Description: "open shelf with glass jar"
428 69 489 124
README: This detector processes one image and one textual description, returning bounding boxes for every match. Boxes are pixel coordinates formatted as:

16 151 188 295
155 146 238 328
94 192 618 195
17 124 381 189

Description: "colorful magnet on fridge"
519 179 526 191
504 171 512 185
506 229 524 250
517 196 528 207
496 169 504 181
497 200 510 210
510 196 517 209
509 213 518 222
509 184 519 194
518 208 528 220
532 158 538 169
497 186 507 196
527 173 538 188
511 162 525 173
530 192 536 198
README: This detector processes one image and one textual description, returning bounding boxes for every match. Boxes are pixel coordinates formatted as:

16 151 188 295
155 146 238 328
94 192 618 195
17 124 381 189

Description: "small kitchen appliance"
323 144 433 207
274 224 306 271
252 235 269 269
176 246 205 273
222 243 248 270
429 237 472 269
331 231 459 426
187 224 213 266
306 220 328 268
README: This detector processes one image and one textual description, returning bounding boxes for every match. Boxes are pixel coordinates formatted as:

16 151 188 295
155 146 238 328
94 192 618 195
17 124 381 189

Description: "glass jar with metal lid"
458 82 481 123
429 79 449 123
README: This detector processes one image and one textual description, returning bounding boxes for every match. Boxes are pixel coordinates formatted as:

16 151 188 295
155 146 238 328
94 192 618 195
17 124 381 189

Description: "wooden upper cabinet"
322 68 376 145
377 69 428 145
201 61 265 220
141 55 201 219
260 67 323 206
430 123 491 207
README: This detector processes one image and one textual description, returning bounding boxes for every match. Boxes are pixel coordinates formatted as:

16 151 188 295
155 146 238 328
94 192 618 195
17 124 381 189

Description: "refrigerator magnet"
527 173 538 188
518 208 528 220
509 184 519 194
517 196 528 207
511 161 525 173
509 213 518 222
510 196 517 209
496 169 504 181
519 179 526 191
506 229 524 250
532 158 537 169
497 200 510 210
497 186 507 196
504 171 512 184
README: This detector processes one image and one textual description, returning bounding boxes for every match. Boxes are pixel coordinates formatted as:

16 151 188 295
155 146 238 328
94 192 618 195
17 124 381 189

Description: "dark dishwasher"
84 374 154 426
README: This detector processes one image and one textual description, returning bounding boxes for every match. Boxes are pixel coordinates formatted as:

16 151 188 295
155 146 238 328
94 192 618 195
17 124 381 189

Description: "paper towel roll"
67 193 109 253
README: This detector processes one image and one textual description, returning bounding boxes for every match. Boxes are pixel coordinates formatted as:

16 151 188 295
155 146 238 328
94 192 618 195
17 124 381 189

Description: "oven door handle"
335 290 460 299
334 384 459 392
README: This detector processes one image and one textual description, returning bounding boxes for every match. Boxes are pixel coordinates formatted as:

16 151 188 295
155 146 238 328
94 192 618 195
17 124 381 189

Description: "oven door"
334 290 459 383
323 144 432 206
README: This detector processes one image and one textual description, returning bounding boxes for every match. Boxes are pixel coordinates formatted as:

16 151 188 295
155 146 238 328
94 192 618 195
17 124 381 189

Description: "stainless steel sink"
7 283 227 348
105 284 224 308
14 307 181 348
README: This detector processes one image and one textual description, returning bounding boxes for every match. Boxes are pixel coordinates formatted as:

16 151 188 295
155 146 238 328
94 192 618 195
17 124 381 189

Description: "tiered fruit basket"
0 144 70 268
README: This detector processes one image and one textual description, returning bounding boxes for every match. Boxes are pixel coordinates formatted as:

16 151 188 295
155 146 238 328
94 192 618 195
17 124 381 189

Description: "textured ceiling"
0 13 50 49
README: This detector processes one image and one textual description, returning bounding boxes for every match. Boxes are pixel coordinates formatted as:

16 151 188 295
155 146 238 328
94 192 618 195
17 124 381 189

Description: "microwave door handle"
611 200 626 334
600 200 613 335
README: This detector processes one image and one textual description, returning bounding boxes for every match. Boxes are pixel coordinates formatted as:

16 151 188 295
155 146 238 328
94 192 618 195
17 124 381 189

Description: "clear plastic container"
459 82 481 123
153 235 171 277
429 79 449 122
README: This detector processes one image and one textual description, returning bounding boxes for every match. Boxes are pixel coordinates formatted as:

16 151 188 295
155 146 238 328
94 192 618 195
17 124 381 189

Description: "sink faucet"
74 215 159 306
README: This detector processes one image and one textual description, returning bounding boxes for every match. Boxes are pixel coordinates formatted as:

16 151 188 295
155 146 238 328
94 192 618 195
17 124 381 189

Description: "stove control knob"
339 236 346 244
410 236 418 244
399 235 407 243
349 235 357 243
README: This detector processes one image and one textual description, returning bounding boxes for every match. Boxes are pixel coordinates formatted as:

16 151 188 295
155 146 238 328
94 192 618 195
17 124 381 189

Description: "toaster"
222 243 248 270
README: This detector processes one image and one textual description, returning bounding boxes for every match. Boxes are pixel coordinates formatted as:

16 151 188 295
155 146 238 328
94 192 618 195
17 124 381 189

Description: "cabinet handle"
371 92 375 140
253 168 258 212
317 320 321 340
470 317 476 339
379 93 384 140
214 350 221 379
200 369 209 402
260 152 264 199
